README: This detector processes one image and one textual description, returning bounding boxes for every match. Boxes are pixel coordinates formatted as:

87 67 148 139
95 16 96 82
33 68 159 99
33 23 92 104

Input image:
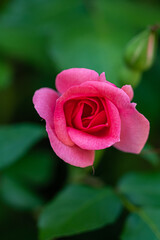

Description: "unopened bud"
124 29 157 71
119 65 142 88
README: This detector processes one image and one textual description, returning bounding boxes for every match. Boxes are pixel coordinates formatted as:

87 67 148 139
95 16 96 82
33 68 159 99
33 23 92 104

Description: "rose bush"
33 68 149 167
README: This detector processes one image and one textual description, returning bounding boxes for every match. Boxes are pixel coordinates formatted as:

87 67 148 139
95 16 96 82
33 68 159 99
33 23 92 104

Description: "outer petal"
46 125 95 167
33 88 59 128
55 68 99 94
114 104 150 153
54 97 75 146
121 85 134 101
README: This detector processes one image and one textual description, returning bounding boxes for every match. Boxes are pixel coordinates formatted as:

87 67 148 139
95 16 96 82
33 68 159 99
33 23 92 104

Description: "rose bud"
33 68 150 168
124 29 157 71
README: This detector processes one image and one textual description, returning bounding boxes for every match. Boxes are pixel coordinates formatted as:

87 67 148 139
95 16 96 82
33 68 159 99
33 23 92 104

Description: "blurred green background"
0 0 160 239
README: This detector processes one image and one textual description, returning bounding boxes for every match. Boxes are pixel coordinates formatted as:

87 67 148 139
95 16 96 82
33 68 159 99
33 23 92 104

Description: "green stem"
117 192 140 213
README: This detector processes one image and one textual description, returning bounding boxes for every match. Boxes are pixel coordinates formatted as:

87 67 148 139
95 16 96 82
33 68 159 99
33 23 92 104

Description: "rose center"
82 103 93 118
64 97 110 133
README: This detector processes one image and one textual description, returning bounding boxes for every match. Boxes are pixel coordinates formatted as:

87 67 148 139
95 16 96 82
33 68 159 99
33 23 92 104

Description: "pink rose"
33 68 149 167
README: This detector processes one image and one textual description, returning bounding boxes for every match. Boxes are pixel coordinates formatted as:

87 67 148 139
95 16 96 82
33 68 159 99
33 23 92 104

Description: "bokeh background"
0 0 160 240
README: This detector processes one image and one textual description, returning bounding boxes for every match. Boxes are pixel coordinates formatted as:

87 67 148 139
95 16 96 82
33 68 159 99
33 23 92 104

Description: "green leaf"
118 172 160 207
121 208 160 240
0 123 46 169
0 60 13 90
3 150 55 186
38 185 122 240
0 176 43 209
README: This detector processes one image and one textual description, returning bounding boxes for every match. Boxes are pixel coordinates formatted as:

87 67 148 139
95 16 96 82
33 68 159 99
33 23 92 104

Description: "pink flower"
33 68 149 167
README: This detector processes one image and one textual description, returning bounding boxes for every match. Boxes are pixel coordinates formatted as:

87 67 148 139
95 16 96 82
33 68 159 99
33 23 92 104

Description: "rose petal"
56 68 99 94
122 85 134 101
72 103 84 129
54 97 74 146
33 88 59 128
87 110 107 128
81 123 108 133
74 97 100 120
114 104 150 153
67 100 121 150
74 110 108 133
46 124 94 167
54 96 100 146
71 98 100 128
64 100 76 127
